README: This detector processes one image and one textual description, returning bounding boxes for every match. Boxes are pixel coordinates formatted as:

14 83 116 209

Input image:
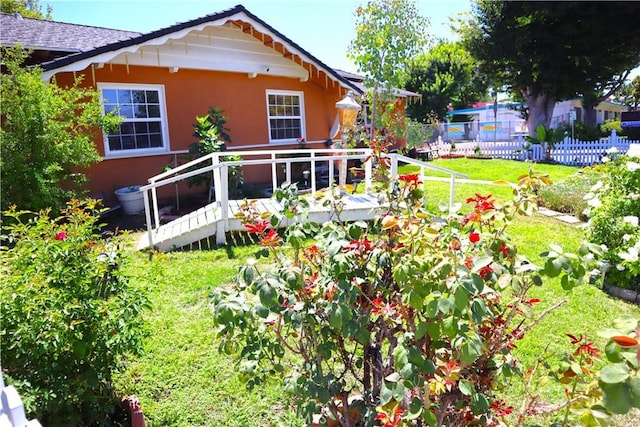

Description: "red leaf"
611 335 639 348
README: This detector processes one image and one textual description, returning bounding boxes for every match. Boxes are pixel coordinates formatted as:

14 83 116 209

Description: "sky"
44 0 472 73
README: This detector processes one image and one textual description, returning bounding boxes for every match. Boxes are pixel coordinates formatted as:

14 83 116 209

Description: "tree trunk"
582 106 597 125
370 88 378 141
523 89 556 136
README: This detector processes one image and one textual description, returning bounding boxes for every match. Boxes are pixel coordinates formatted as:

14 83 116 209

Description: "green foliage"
600 119 623 137
0 0 52 19
461 1 640 133
212 152 602 425
525 124 566 162
406 41 488 121
558 121 603 142
348 0 430 140
0 46 120 214
616 76 640 111
585 153 640 291
0 200 150 425
180 107 243 196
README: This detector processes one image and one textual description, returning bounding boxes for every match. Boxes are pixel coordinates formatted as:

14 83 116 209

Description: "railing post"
143 190 154 248
212 154 222 205
365 154 373 195
216 163 229 245
271 153 278 193
150 180 159 229
390 153 398 178
310 152 317 199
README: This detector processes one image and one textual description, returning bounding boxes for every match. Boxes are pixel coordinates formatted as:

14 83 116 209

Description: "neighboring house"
1 6 363 198
447 99 628 141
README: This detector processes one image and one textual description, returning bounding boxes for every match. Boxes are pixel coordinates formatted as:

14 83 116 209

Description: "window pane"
149 133 163 147
131 90 146 103
119 105 133 119
117 89 132 104
148 122 161 133
134 122 149 134
148 105 160 118
108 136 122 151
134 104 148 119
120 122 134 135
136 134 150 149
121 135 136 150
146 91 159 103
104 104 117 114
102 89 117 103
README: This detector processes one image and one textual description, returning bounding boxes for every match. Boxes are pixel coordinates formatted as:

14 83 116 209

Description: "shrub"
558 122 602 142
584 150 640 291
212 153 602 426
0 200 150 425
0 46 120 214
538 168 603 221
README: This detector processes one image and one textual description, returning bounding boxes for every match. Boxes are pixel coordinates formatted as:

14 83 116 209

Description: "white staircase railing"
138 148 468 249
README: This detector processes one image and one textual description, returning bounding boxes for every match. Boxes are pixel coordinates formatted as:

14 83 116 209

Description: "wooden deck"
137 192 383 252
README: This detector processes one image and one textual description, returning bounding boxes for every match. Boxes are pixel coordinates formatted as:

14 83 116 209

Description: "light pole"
335 90 361 186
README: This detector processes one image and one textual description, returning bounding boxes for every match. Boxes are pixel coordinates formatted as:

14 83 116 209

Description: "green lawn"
112 158 640 426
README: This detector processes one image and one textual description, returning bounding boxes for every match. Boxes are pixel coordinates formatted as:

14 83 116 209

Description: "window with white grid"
266 90 305 143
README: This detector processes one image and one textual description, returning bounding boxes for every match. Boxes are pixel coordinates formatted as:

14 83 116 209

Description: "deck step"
137 193 383 252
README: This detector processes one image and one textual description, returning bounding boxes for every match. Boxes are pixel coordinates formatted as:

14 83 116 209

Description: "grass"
112 158 640 426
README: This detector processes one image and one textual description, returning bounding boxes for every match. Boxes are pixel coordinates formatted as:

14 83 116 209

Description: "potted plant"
114 185 144 215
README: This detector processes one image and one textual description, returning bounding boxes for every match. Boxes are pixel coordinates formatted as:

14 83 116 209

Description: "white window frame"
98 83 170 158
265 90 306 144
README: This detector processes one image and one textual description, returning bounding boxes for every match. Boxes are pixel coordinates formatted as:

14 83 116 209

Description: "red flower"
55 231 67 241
344 238 373 253
244 220 269 234
479 265 493 279
260 229 281 247
371 297 398 318
499 242 510 257
398 173 422 187
466 193 495 212
490 399 513 417
469 232 480 243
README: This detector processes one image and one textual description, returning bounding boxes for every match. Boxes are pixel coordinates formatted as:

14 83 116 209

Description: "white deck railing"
139 149 467 249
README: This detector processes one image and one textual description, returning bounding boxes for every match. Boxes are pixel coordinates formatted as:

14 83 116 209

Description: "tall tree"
406 41 488 122
461 1 640 135
348 0 430 140
0 0 52 19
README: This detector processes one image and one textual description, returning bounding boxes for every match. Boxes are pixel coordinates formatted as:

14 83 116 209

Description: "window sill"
102 149 188 160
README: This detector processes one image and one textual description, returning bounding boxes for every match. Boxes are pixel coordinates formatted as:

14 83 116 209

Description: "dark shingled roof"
0 12 140 53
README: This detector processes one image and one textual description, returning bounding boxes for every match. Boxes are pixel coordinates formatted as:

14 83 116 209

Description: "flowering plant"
212 151 601 426
584 151 640 290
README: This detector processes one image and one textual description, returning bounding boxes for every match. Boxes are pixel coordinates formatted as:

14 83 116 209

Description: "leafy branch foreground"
211 160 638 426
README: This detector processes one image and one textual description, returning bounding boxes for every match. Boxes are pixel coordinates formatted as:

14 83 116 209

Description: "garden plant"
584 150 640 291
211 144 621 426
0 200 150 426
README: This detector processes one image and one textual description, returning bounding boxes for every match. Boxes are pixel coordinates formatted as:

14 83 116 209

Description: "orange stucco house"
2 5 369 199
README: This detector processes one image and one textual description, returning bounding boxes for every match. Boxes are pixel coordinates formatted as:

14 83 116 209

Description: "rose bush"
584 149 640 291
212 152 602 426
0 200 150 425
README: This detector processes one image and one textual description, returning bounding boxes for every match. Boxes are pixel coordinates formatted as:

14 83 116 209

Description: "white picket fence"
436 130 638 165
0 372 41 427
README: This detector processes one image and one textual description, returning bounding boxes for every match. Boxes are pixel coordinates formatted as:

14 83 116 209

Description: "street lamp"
335 90 361 186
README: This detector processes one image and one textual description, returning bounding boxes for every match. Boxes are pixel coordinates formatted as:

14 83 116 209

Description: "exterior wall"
53 64 345 196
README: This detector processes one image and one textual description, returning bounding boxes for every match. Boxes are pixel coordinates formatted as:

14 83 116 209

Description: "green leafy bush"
558 122 602 142
0 46 120 214
584 150 640 290
212 151 602 426
0 200 150 425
